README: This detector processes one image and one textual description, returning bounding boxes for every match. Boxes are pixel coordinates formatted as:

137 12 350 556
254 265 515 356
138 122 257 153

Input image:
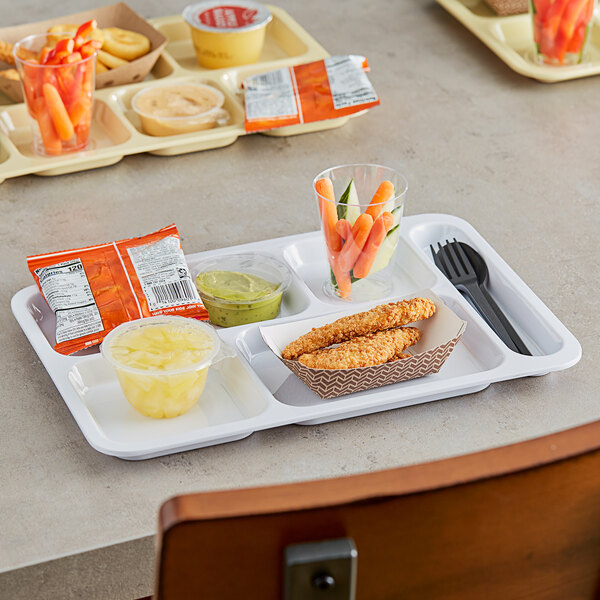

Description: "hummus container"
101 316 221 418
131 82 228 136
183 1 272 69
194 253 292 327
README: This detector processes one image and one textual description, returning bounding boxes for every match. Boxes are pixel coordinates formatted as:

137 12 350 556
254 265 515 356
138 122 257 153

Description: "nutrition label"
34 259 104 344
324 56 378 111
127 236 200 312
244 68 298 120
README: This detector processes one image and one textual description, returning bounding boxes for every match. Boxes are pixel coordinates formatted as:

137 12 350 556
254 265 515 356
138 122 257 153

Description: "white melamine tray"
11 214 581 459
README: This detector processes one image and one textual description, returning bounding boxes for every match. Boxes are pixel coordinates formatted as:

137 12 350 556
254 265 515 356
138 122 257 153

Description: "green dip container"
194 253 292 327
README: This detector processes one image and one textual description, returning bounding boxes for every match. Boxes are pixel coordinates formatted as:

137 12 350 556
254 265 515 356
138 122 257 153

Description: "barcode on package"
325 56 378 111
147 279 197 306
245 67 298 121
127 236 201 312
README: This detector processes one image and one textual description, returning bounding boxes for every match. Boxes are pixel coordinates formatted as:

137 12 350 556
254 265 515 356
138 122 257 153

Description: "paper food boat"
260 291 467 399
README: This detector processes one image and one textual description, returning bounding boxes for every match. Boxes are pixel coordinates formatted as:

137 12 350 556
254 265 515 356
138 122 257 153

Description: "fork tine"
452 238 473 273
436 241 456 277
430 244 443 270
444 239 466 276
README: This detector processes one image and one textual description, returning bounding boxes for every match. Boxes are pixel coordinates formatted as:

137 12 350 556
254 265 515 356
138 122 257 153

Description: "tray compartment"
68 353 269 444
408 216 565 356
154 9 309 75
236 292 502 408
282 235 438 304
186 249 313 322
109 76 245 154
0 99 131 160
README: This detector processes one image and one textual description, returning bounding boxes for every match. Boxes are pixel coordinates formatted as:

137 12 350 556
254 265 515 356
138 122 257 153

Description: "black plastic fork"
431 239 530 355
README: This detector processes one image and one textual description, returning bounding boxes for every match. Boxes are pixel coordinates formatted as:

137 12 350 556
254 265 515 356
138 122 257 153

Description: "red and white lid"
183 1 272 32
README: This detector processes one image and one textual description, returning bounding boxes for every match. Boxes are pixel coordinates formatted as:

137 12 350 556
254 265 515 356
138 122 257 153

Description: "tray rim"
10 213 582 459
436 0 600 82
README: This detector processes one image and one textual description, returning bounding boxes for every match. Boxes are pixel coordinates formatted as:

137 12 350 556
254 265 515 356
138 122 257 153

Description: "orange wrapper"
243 55 379 133
27 224 208 355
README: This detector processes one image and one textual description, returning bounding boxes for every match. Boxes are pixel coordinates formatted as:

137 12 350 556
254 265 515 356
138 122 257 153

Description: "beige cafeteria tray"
0 6 361 183
437 0 600 82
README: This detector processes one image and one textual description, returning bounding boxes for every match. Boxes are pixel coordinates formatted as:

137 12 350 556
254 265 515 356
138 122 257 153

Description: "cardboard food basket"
260 291 467 400
0 3 167 103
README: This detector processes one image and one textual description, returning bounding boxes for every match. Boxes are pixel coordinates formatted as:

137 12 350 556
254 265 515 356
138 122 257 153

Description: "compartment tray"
0 6 363 183
11 214 581 459
437 0 600 82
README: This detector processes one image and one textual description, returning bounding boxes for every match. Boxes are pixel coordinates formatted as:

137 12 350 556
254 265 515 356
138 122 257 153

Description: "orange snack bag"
27 224 208 355
243 55 379 133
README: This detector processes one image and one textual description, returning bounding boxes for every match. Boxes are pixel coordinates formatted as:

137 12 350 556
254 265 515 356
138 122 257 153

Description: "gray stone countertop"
1 0 598 598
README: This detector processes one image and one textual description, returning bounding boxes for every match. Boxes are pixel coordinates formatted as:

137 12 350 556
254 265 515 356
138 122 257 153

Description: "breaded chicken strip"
297 327 421 369
282 297 435 360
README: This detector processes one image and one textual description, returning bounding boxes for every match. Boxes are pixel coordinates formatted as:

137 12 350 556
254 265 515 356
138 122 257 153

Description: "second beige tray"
0 6 364 183
437 0 600 82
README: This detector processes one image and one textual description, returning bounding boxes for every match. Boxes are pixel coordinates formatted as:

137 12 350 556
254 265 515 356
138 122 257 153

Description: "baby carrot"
68 97 91 127
43 83 74 141
32 97 62 155
316 177 342 253
331 256 351 298
353 212 394 279
338 213 373 272
335 219 352 241
365 180 395 220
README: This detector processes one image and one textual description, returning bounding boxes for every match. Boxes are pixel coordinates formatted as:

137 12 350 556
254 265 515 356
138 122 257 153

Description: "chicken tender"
282 297 435 360
297 327 421 370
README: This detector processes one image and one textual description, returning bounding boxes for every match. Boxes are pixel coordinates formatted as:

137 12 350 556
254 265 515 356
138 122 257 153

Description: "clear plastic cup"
530 0 596 66
314 164 408 302
194 253 292 327
14 34 95 156
101 316 223 419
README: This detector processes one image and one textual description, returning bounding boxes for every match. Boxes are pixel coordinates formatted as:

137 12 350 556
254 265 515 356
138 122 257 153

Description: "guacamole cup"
101 316 222 419
194 253 292 327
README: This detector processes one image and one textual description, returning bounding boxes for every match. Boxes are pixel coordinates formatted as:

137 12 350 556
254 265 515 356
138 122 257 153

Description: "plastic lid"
183 1 272 32
131 82 225 122
194 253 292 306
101 316 223 376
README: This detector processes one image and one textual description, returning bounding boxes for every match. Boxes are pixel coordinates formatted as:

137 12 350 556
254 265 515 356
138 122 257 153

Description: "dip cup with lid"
101 316 225 419
183 1 272 69
194 253 292 327
131 82 228 136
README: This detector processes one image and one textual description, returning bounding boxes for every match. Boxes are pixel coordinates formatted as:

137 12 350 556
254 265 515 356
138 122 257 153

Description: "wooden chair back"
155 419 600 599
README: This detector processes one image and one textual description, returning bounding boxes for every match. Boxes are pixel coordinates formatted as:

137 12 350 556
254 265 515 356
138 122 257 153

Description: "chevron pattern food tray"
11 214 581 459
262 291 467 399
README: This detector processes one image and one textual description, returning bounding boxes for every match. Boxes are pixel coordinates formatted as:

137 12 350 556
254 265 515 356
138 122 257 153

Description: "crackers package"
27 224 207 355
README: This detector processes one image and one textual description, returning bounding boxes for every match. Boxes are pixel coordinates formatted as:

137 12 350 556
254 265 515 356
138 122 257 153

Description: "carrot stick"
338 213 373 272
365 180 395 220
67 98 90 127
353 212 394 279
553 0 590 61
316 177 342 253
331 256 351 298
43 83 74 141
32 97 62 155
335 219 352 241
